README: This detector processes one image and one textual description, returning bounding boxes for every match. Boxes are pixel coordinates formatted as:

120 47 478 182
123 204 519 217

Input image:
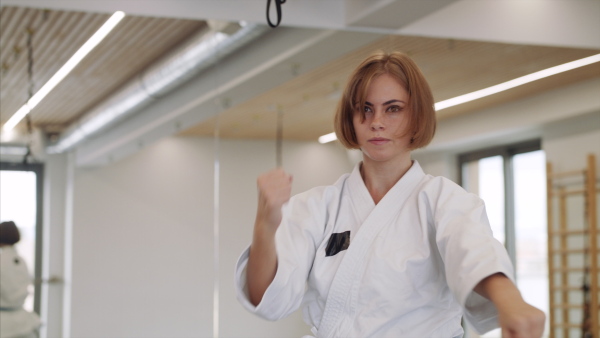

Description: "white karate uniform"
235 161 514 338
0 246 41 338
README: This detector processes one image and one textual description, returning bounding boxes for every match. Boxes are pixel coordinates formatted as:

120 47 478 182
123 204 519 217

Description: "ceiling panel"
1 6 598 146
180 35 599 141
0 6 205 133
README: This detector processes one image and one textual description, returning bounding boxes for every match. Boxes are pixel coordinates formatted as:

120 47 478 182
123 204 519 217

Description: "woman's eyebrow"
383 99 404 105
364 99 404 106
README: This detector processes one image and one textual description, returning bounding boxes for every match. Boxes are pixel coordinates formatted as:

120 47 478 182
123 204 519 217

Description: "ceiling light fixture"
0 143 29 156
318 53 600 144
2 11 126 132
318 132 337 144
434 53 600 111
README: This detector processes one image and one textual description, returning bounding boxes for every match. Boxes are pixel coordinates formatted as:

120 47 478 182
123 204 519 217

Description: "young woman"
235 51 545 337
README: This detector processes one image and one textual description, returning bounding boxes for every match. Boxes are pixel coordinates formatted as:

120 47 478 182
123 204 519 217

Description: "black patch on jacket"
325 231 351 257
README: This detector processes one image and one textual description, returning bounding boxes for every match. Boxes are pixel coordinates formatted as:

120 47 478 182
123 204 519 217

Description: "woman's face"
352 73 412 165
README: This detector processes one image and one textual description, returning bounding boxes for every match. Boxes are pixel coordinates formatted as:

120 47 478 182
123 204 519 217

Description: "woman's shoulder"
419 173 464 193
418 173 483 206
288 173 350 208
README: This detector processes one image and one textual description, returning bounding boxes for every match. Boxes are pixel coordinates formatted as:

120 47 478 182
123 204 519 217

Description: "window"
459 140 549 338
0 162 44 315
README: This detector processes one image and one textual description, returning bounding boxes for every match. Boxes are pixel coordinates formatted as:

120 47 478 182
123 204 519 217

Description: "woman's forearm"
474 273 546 338
474 273 520 304
247 168 292 306
247 218 278 306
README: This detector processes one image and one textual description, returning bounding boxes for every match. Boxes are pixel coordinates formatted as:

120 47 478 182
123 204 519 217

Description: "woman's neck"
360 156 413 204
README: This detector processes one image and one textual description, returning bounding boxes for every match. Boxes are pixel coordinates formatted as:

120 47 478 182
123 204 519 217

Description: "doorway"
0 162 44 315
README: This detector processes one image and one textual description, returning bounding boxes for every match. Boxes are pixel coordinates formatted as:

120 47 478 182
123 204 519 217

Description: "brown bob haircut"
0 221 21 245
334 51 436 150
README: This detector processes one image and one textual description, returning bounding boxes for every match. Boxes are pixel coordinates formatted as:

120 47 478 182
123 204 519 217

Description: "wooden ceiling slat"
0 7 206 129
0 8 39 121
57 18 204 124
31 11 87 77
81 17 150 75
30 12 99 96
0 7 16 34
98 17 180 76
39 14 135 123
0 8 33 90
30 12 109 124
29 12 85 123
38 15 197 125
0 7 29 60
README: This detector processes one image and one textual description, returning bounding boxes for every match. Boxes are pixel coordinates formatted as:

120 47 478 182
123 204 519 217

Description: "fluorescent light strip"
3 11 126 132
318 132 337 144
434 53 600 111
319 53 600 144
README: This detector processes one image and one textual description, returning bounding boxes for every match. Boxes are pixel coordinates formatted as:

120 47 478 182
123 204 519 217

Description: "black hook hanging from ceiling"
266 0 286 28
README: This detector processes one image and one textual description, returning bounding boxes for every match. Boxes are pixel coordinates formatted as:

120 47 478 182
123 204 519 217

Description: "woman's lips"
368 137 390 145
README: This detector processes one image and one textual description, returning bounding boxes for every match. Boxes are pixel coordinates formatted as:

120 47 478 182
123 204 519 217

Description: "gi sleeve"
234 187 328 321
427 177 515 334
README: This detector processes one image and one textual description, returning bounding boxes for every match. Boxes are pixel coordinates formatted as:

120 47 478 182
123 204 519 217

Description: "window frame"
457 139 541 270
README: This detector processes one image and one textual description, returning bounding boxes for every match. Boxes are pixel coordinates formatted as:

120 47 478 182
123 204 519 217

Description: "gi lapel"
317 161 426 338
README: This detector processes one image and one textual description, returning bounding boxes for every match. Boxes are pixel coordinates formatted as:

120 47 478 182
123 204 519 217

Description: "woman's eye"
363 106 373 113
387 105 401 113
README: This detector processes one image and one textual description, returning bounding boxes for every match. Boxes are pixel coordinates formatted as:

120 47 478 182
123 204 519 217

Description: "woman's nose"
370 112 384 130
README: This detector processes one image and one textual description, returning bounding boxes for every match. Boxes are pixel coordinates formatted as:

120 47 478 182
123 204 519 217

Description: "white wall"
67 137 352 338
543 113 600 173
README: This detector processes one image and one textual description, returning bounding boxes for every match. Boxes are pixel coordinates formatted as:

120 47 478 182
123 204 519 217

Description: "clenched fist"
256 168 293 232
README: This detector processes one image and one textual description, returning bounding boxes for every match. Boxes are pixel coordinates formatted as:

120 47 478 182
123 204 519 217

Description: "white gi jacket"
0 246 41 338
235 161 514 338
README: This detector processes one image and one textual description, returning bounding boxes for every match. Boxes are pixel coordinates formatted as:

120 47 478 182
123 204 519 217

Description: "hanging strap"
276 106 283 167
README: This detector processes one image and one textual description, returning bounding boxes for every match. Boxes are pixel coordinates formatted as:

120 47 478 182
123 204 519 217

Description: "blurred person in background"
0 221 41 338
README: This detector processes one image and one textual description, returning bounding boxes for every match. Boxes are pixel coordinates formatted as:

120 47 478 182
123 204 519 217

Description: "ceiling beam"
399 0 600 49
345 0 457 31
3 0 597 48
0 0 346 29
